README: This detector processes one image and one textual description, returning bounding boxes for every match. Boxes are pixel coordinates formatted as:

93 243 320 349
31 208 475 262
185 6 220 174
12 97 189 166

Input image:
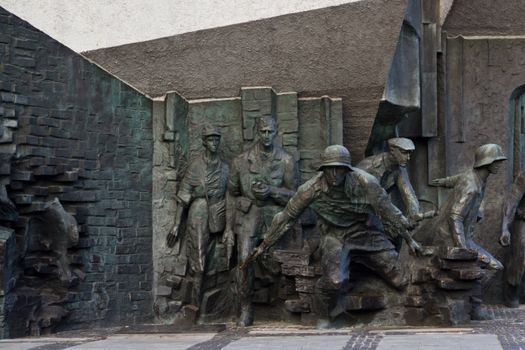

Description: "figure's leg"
470 280 493 320
186 199 209 310
353 248 407 290
314 232 349 327
503 270 521 308
236 207 260 326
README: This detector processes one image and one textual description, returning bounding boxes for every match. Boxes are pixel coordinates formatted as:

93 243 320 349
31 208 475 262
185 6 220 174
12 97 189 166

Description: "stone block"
440 247 478 261
279 119 299 133
13 194 33 205
156 285 172 297
346 294 386 311
448 268 483 280
284 299 310 313
440 259 478 271
200 288 222 315
436 277 476 291
411 267 436 284
166 275 182 289
273 250 310 266
295 277 316 293
281 264 315 277
282 133 298 147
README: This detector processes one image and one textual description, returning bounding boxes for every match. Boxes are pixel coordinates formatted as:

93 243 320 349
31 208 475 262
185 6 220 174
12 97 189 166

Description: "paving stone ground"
1 305 525 350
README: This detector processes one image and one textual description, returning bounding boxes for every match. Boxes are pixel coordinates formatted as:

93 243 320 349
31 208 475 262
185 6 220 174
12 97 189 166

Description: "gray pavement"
1 305 524 350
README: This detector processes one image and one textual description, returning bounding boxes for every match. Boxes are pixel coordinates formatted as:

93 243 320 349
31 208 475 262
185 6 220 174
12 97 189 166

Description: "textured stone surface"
443 0 525 36
82 0 409 162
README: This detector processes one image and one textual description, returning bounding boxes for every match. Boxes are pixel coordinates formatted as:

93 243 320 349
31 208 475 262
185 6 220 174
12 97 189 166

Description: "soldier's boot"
238 303 253 327
503 282 520 308
313 282 338 329
470 302 492 321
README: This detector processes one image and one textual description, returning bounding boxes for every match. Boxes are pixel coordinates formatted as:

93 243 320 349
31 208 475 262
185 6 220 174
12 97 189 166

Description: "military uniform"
228 142 298 318
177 152 229 304
416 143 506 320
502 170 525 306
261 167 413 318
357 152 420 219
416 169 502 268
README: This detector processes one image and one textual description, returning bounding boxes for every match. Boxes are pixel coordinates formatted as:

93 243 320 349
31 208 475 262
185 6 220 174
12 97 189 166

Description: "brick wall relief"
153 87 342 324
0 7 154 338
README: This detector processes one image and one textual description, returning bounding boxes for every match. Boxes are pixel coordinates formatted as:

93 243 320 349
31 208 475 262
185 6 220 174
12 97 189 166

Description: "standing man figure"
357 138 429 224
223 116 298 327
500 169 525 307
250 145 422 327
419 143 506 319
166 125 229 317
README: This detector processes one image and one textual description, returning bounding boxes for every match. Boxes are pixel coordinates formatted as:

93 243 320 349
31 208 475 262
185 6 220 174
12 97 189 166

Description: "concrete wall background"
83 0 408 162
443 0 525 36
0 0 360 52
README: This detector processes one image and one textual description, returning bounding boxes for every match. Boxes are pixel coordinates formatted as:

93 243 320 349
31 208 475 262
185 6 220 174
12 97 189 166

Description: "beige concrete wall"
0 0 360 52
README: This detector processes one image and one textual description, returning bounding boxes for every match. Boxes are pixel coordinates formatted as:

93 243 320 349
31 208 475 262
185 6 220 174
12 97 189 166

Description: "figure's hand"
430 178 446 187
251 181 271 200
499 229 511 247
407 238 423 256
166 225 179 248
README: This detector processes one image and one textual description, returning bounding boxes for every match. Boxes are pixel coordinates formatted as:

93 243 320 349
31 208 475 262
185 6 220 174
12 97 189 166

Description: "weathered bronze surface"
250 145 421 325
414 143 506 320
357 137 435 226
225 116 298 326
166 125 229 316
501 168 525 307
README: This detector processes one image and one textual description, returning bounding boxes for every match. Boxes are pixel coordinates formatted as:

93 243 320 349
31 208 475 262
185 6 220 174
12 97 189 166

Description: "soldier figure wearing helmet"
166 124 229 319
416 143 506 319
249 145 422 327
357 138 434 227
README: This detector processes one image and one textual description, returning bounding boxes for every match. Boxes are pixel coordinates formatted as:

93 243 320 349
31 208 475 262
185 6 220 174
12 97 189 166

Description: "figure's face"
390 147 412 167
323 166 349 187
258 125 277 147
488 160 505 174
203 135 220 153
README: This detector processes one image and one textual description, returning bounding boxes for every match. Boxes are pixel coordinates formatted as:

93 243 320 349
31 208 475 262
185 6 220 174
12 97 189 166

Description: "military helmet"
201 124 221 138
318 145 353 170
473 143 507 168
388 137 415 151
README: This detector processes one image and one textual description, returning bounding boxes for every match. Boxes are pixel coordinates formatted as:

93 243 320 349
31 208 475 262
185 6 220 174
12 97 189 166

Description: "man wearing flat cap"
250 145 422 327
166 124 229 318
357 137 427 226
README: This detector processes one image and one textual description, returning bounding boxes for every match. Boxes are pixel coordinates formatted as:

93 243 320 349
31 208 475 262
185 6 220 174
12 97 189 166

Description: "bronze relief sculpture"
357 137 435 226
501 168 525 307
249 145 422 327
224 116 298 326
416 143 506 319
166 125 229 318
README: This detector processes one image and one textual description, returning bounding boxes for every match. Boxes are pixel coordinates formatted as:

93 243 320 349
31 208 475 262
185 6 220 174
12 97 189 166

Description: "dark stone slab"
345 295 386 311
